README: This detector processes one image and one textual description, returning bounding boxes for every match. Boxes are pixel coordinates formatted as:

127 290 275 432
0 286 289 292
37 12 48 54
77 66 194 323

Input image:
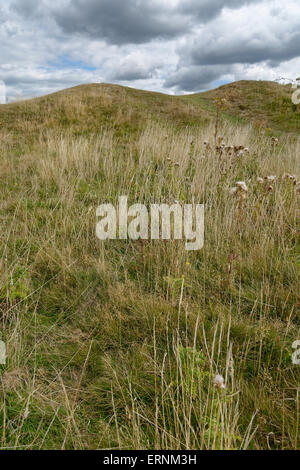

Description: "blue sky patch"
48 56 96 71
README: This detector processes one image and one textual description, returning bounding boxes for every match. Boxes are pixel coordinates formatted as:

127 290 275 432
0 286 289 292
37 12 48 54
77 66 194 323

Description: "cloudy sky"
1 0 300 101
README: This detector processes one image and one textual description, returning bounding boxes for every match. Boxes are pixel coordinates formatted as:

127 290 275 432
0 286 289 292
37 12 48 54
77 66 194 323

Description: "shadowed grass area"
0 81 299 450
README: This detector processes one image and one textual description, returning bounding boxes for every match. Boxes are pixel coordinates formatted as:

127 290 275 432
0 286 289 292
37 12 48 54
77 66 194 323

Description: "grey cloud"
106 54 160 82
165 65 232 92
11 0 44 18
11 0 267 45
177 0 264 23
51 0 188 45
165 2 300 92
188 31 300 66
109 68 154 82
2 67 99 101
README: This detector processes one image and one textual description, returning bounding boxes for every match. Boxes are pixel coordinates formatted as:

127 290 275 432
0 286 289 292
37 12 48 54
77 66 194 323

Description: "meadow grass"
0 84 299 449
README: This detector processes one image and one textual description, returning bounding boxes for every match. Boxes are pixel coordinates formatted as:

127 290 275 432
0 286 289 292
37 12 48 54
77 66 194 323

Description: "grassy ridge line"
1 80 299 138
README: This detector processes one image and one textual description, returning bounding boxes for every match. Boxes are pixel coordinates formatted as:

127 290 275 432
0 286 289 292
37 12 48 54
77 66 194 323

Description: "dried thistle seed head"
174 162 180 167
213 374 226 389
257 177 264 184
230 186 238 195
236 181 248 192
266 175 277 182
283 173 296 182
267 185 274 192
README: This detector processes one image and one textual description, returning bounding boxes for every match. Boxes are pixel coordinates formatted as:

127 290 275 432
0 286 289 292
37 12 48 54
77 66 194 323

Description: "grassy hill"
0 83 210 140
184 80 300 133
0 81 299 450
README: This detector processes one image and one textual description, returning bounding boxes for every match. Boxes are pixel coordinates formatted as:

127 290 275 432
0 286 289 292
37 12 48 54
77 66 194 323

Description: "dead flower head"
265 175 277 183
236 181 248 192
213 374 226 389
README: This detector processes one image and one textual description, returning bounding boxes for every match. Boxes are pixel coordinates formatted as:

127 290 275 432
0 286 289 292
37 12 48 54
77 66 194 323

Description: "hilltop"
184 80 300 134
0 83 209 141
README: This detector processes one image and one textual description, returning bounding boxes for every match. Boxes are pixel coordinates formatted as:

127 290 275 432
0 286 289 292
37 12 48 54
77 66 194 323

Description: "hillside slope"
0 83 209 141
184 80 300 134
